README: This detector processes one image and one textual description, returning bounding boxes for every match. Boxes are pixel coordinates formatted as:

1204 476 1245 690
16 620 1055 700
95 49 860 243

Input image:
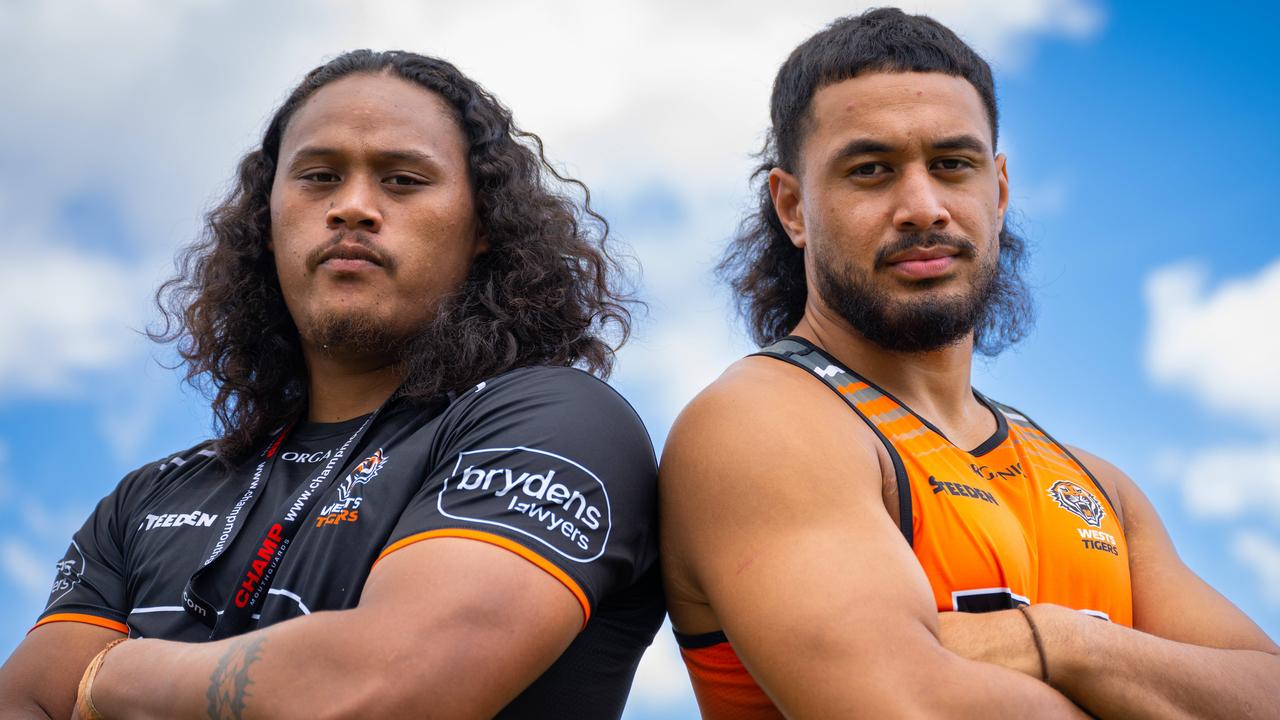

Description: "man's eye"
301 172 339 183
850 163 887 177
934 158 972 171
385 175 424 186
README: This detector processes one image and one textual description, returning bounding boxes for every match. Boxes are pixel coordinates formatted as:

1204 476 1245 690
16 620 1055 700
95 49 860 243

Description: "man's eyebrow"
830 138 896 162
286 146 439 166
931 135 989 154
374 148 439 165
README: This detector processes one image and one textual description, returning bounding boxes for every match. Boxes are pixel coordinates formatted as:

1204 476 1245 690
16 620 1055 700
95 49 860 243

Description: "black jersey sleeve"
380 366 658 620
34 463 154 634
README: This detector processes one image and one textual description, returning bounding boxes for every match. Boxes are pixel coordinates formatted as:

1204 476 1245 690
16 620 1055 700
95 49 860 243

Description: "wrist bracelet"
1018 605 1050 685
76 637 128 720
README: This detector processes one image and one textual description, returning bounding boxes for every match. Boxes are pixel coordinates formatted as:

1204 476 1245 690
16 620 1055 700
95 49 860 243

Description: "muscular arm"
82 537 581 719
941 448 1280 719
0 623 124 719
661 362 1087 718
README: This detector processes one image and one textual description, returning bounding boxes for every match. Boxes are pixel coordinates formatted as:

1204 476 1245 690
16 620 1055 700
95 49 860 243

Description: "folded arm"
0 622 125 720
940 448 1280 719
13 536 580 720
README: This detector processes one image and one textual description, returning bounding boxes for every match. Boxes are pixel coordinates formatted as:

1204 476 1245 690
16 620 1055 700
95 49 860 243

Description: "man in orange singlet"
661 8 1279 718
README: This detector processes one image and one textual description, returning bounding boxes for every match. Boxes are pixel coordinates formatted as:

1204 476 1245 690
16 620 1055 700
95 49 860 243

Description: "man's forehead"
807 71 992 148
279 73 461 157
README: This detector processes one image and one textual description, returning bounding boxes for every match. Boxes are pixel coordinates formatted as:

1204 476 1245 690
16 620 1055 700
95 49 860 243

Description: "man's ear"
995 152 1009 228
769 167 806 249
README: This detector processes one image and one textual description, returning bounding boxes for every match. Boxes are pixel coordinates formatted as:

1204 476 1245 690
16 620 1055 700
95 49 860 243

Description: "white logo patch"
46 541 86 609
438 447 612 563
139 511 219 531
814 364 843 378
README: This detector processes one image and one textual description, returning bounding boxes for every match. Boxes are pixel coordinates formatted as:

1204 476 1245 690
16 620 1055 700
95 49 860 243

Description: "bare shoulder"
662 355 882 501
660 356 889 589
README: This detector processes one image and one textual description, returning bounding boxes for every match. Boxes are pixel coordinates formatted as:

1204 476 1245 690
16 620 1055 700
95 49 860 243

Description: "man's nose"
891 168 951 231
325 177 383 232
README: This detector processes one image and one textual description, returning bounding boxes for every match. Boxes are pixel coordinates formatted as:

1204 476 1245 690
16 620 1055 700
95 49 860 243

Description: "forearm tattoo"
205 636 266 720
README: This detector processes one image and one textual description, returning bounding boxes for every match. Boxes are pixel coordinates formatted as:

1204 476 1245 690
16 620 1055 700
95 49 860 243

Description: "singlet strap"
751 336 913 546
674 629 729 649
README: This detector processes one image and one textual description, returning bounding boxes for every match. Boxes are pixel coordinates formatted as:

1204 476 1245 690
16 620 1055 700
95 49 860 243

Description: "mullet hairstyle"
153 50 635 462
719 7 1033 351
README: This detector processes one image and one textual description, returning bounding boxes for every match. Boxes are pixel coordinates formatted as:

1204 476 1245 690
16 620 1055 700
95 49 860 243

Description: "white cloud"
0 0 1103 411
1233 531 1280 607
1145 260 1280 427
1162 445 1280 523
0 0 1106 248
0 243 148 397
1146 260 1280 613
1 539 49 601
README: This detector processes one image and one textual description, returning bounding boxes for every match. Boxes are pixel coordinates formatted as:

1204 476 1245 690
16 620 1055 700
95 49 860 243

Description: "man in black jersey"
0 50 662 719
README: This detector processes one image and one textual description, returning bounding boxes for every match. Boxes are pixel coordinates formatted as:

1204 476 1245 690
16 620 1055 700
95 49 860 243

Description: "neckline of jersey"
781 335 1010 457
289 412 375 442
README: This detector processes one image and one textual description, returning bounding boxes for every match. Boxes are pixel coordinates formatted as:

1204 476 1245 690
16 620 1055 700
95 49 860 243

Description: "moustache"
305 231 394 272
874 232 978 270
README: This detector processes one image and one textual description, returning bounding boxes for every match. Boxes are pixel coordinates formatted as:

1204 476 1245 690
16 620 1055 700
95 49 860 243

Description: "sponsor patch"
138 510 219 531
46 541 86 609
1047 480 1106 528
438 447 611 563
929 476 999 505
279 450 335 465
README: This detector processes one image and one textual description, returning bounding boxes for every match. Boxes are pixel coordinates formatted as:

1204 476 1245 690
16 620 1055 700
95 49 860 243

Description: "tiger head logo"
338 449 388 501
1047 480 1105 528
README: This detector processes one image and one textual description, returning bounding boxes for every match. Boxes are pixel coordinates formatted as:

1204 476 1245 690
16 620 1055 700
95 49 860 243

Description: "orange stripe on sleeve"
376 529 592 627
30 613 128 635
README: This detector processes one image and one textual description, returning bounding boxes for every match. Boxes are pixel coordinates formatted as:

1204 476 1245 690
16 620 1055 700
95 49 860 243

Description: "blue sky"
2 1 1278 717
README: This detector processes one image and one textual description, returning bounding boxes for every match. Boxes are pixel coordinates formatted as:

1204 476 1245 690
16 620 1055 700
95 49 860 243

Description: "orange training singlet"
676 337 1133 719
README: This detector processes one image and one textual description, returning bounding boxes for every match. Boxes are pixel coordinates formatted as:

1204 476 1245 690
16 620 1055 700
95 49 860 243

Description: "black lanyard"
182 401 389 639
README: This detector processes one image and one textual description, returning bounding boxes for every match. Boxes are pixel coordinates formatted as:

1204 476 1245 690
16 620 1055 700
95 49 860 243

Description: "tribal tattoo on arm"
205 636 266 720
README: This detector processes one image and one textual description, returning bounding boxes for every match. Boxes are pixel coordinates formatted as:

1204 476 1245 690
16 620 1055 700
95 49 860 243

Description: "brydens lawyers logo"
438 447 611 562
1047 480 1106 528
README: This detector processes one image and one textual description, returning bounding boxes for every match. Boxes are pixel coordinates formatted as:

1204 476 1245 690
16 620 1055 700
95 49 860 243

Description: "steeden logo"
138 510 219 531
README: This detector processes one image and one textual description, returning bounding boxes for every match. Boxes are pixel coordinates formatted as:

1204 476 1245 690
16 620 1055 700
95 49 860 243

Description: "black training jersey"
37 366 663 718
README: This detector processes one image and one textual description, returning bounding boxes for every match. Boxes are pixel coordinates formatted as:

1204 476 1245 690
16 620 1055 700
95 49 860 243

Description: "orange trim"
30 613 128 635
376 529 591 627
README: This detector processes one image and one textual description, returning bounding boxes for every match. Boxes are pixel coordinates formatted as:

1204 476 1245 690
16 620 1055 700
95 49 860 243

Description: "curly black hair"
152 50 635 462
719 8 1033 353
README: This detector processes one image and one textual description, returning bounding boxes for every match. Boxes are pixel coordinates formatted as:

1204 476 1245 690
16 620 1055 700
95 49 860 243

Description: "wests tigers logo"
338 449 388 501
1047 480 1106 528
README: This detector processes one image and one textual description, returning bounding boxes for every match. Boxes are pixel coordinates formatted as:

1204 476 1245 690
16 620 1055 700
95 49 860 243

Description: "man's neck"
792 303 995 450
302 346 404 424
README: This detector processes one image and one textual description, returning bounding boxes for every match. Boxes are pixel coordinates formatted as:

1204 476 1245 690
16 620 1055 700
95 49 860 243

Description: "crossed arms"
0 537 581 719
661 358 1279 718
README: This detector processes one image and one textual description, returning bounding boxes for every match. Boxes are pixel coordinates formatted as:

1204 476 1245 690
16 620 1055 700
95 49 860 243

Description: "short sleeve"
378 367 658 623
33 466 147 635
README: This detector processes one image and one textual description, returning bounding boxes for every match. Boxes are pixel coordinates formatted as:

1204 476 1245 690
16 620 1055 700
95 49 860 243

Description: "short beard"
814 232 999 354
308 311 413 360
